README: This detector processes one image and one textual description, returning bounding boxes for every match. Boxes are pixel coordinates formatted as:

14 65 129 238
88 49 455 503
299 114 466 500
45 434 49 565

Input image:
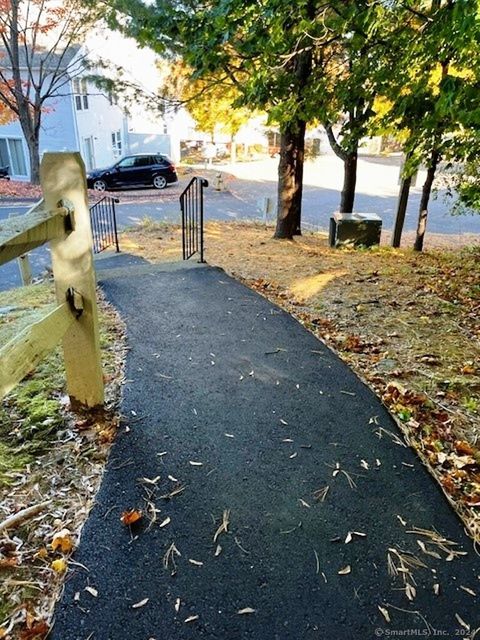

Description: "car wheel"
153 175 167 190
93 179 107 192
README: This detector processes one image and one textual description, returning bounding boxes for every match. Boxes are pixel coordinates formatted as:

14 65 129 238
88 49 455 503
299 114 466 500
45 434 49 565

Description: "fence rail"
89 195 120 254
0 152 104 408
180 176 208 262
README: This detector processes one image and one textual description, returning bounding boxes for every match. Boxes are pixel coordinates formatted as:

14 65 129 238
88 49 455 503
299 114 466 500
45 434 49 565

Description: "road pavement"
0 155 478 291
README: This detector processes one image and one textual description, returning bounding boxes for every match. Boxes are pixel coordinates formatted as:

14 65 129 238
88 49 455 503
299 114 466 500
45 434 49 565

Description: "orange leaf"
19 620 49 639
120 509 143 526
0 556 19 568
454 440 475 456
51 529 74 553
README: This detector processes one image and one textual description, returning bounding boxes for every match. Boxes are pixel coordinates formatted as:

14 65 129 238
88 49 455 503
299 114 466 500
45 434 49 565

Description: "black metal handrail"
89 195 120 254
180 176 208 262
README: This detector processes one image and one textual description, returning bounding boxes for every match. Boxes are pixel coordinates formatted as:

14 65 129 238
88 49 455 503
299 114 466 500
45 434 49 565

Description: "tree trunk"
392 151 414 248
274 122 306 239
324 125 358 214
28 136 41 184
339 149 358 213
292 120 306 235
391 175 412 248
414 149 440 252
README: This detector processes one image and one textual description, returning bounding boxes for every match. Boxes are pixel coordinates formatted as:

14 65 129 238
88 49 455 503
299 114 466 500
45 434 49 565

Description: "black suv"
86 154 178 191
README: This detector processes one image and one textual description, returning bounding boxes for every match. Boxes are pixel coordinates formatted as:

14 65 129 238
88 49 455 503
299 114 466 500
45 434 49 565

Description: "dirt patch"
121 220 480 541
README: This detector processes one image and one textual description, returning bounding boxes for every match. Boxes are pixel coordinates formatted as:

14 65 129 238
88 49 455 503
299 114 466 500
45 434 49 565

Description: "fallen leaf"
460 585 476 597
214 544 222 556
132 598 149 609
184 615 199 623
338 565 351 575
378 606 391 623
168 475 178 482
19 621 49 640
280 418 288 425
141 475 161 485
224 433 235 438
51 529 74 553
51 558 67 573
85 586 98 597
360 460 369 470
175 597 181 613
345 532 352 544
188 559 203 566
405 583 416 601
299 499 311 508
455 614 470 631
159 516 171 528
433 583 440 595
237 607 255 615
189 461 203 466
0 557 19 568
121 509 143 526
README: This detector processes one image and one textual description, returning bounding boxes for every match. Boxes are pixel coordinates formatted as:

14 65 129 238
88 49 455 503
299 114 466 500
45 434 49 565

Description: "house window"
73 78 89 111
111 131 122 157
0 137 27 176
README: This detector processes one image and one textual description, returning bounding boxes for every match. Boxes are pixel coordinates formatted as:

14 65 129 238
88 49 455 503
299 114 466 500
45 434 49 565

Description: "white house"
0 45 177 181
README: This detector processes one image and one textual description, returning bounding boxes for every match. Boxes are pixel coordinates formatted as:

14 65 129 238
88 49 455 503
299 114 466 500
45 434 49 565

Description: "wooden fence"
0 152 104 408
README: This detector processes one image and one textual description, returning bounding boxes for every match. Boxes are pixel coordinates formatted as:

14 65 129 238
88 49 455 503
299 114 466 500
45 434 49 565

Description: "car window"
155 155 168 165
134 156 153 167
117 157 136 168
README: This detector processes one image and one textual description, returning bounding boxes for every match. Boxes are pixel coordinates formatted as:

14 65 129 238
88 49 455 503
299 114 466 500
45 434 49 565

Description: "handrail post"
199 179 206 263
112 197 120 253
40 152 104 408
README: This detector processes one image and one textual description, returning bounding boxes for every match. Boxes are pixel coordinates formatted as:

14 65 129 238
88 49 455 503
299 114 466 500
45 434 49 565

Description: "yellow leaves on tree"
161 60 251 141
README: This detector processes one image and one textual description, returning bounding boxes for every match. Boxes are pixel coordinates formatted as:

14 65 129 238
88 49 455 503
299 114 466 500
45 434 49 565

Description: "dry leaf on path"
188 559 203 566
85 586 98 598
184 615 199 623
213 509 230 543
378 606 390 623
338 565 351 575
120 509 143 526
238 607 255 615
159 516 171 528
132 598 149 609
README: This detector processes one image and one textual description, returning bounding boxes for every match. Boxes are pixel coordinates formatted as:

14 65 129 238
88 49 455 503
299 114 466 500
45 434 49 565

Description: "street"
1 155 479 291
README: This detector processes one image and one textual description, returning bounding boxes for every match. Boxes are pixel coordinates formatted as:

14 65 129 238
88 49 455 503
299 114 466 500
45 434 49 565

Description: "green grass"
0 283 61 484
0 282 119 486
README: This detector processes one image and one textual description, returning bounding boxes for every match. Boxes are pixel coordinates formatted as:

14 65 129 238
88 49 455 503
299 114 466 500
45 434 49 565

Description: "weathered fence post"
40 152 104 407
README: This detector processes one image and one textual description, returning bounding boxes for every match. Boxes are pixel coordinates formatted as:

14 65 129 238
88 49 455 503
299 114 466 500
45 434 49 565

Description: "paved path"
51 259 478 639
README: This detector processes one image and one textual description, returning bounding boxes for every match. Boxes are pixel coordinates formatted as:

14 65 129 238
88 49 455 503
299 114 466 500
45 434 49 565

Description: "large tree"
0 0 101 182
370 0 480 250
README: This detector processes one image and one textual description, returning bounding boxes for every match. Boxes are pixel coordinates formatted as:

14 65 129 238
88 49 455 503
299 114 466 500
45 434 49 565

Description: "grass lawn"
122 219 480 540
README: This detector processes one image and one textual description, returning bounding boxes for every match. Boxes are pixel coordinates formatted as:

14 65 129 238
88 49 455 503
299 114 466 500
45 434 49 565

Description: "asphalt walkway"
51 259 479 639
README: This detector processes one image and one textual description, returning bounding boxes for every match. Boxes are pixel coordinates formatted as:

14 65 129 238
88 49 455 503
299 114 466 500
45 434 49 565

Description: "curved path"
51 259 478 639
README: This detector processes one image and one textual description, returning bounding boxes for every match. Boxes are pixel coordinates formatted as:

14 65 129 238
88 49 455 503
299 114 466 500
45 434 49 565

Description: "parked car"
86 154 177 191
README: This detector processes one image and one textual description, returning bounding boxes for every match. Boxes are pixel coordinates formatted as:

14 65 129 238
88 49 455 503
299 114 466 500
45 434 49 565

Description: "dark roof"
0 44 82 73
